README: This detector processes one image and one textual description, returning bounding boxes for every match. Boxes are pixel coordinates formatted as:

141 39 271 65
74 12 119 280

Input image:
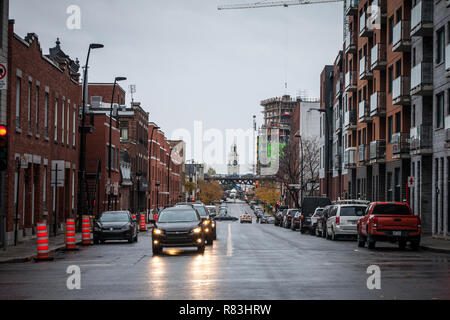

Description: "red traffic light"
0 126 6 136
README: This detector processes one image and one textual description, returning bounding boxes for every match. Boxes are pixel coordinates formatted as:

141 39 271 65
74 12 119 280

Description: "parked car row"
274 198 422 251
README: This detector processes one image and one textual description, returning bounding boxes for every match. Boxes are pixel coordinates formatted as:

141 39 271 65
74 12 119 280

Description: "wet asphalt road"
0 201 449 300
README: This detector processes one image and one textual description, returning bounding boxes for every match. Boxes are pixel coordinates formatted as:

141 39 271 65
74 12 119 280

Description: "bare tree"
276 136 320 207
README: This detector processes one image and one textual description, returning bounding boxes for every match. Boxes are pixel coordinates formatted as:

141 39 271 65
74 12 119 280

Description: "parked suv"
299 197 332 234
274 209 287 227
326 201 369 240
283 209 300 229
357 202 421 250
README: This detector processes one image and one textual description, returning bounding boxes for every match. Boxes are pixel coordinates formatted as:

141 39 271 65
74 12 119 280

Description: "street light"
78 43 103 230
148 124 160 216
108 76 127 211
167 147 174 206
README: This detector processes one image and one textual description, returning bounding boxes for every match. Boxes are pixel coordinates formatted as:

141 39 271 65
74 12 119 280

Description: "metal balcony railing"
370 92 386 117
344 109 357 129
335 116 343 133
411 62 433 95
358 144 369 163
345 31 357 54
411 0 434 36
358 100 371 122
392 20 411 52
345 71 357 91
360 11 372 37
392 132 410 156
392 76 411 105
370 140 386 161
335 76 342 98
410 125 433 152
360 56 372 80
371 43 386 70
344 147 356 167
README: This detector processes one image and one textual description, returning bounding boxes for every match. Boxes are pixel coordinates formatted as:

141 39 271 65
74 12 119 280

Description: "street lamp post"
148 125 160 218
108 77 127 211
295 133 304 207
77 43 103 230
167 147 174 206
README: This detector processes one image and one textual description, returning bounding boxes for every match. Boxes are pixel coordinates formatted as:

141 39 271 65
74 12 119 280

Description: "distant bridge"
204 174 276 186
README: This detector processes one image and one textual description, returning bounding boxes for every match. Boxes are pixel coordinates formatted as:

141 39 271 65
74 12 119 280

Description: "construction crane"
218 0 344 11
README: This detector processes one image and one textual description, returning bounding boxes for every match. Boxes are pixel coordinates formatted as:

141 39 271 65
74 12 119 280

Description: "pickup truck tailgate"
377 216 419 230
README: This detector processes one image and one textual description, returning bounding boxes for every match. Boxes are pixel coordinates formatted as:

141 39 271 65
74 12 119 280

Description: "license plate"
393 231 402 236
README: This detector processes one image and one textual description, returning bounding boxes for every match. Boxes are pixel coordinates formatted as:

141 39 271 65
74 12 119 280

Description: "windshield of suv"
100 212 129 222
340 206 367 217
372 204 411 216
158 209 199 223
193 205 208 217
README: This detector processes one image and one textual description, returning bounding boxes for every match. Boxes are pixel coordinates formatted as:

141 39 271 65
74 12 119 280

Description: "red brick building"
4 21 81 244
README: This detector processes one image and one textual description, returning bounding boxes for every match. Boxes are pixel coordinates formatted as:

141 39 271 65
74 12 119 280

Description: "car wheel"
152 246 162 256
128 234 134 243
206 238 213 246
198 244 205 254
398 240 407 250
331 229 337 241
315 228 320 237
367 237 376 249
357 234 366 248
322 228 327 238
94 238 99 245
300 227 306 234
326 228 331 240
410 240 420 251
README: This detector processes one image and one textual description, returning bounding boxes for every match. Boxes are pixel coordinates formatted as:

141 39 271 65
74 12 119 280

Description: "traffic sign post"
406 176 414 204
0 63 7 90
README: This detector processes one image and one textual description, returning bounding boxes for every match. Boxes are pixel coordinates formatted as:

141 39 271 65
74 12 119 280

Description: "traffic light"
0 125 7 171
255 181 259 188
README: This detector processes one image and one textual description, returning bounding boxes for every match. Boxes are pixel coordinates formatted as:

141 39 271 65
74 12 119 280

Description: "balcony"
344 147 357 169
335 76 342 98
392 76 411 106
358 100 372 123
370 140 386 163
410 62 433 96
371 43 386 70
359 56 373 80
334 154 342 171
345 71 357 92
392 132 411 159
345 0 359 16
446 44 450 77
360 12 373 37
370 92 386 117
344 109 357 130
358 144 369 164
410 125 433 155
370 0 387 20
335 115 343 134
410 0 433 37
345 31 357 54
392 21 411 52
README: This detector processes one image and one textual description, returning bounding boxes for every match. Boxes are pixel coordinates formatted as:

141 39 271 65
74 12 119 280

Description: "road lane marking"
227 224 232 257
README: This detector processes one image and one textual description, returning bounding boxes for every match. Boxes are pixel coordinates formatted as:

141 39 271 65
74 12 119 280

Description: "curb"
420 245 450 254
0 239 83 265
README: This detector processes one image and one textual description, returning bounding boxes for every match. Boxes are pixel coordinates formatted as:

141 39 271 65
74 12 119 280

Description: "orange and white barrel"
65 219 77 250
36 223 51 260
139 213 147 232
81 215 93 245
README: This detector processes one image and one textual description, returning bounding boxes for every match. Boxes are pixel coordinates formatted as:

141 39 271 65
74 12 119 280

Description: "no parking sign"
0 63 7 90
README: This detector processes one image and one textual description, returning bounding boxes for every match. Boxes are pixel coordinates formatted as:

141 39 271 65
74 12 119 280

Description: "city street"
0 201 449 300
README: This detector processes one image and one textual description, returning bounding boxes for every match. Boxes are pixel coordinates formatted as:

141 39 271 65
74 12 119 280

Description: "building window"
27 81 32 133
388 16 394 45
388 66 393 94
16 77 21 128
121 128 129 140
387 172 393 201
436 28 445 64
436 92 444 129
61 100 65 144
73 108 76 147
54 99 58 142
412 105 416 127
43 165 47 209
395 112 401 133
35 85 39 134
44 92 49 137
66 104 70 145
388 116 393 143
395 168 401 202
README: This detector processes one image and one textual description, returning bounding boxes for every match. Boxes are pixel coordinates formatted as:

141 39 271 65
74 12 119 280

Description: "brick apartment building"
4 21 81 244
0 0 9 248
319 0 450 237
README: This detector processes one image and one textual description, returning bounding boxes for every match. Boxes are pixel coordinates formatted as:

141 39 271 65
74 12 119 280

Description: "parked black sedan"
151 207 206 255
93 211 138 244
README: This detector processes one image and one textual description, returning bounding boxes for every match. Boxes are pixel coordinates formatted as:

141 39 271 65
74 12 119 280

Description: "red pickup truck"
357 202 421 250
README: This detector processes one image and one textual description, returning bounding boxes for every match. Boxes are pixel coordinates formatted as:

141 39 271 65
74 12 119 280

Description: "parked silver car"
326 203 368 240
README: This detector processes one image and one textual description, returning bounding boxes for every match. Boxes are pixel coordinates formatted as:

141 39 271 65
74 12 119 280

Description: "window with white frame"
73 107 76 147
35 84 39 134
54 99 58 141
16 77 21 128
27 81 32 132
44 91 49 136
61 100 65 144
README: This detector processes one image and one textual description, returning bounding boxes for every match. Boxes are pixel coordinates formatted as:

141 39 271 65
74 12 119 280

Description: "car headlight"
192 227 202 234
211 222 216 227
122 225 131 230
203 220 211 226
153 228 164 235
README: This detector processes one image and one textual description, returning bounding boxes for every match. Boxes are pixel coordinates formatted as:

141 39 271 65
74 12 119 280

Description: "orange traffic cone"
36 223 53 261
81 215 93 245
65 219 78 250
139 214 147 232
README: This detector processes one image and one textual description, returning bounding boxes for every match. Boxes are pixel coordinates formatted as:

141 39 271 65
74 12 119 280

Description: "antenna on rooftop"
129 85 136 103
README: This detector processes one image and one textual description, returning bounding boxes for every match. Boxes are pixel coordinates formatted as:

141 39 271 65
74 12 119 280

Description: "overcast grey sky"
10 0 343 173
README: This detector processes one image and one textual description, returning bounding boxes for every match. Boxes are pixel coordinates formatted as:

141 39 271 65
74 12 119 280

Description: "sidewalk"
420 236 450 254
0 233 82 264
